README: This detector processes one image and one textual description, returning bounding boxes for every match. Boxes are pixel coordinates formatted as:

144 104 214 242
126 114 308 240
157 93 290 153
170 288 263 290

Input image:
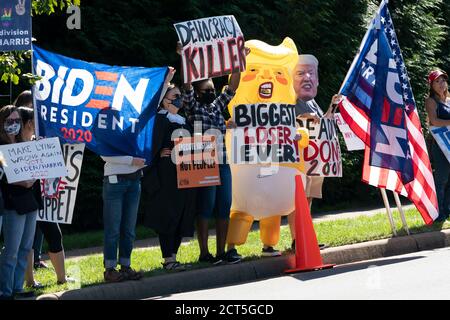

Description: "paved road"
150 247 450 300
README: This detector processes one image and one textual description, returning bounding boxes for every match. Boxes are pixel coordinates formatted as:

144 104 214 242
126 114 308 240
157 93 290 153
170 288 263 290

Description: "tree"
437 1 450 72
378 0 446 120
0 0 80 87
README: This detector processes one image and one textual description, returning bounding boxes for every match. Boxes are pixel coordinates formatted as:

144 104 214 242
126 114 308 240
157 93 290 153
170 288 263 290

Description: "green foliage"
0 0 80 88
437 1 450 72
32 0 80 15
382 0 446 122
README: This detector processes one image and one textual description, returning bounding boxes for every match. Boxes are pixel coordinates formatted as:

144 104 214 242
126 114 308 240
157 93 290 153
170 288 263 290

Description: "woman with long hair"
425 70 450 221
17 106 74 289
0 105 42 299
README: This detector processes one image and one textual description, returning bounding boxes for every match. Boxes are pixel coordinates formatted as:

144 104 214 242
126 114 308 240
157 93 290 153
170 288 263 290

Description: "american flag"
338 0 439 225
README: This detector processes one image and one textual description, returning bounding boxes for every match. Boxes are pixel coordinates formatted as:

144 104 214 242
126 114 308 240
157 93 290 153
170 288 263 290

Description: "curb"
37 229 450 300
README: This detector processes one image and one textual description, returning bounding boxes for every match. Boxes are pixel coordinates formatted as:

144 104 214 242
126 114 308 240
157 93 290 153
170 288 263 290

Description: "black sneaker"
199 253 216 263
262 246 281 257
212 254 225 265
224 248 242 264
33 260 49 269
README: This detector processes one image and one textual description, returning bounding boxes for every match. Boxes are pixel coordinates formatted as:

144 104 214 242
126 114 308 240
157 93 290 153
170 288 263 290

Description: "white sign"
174 15 245 83
334 113 365 151
430 126 450 163
297 117 343 177
38 143 85 224
231 103 300 164
0 137 67 183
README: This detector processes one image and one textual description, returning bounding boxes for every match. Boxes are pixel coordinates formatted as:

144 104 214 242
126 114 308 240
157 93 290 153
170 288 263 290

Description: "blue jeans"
0 210 37 297
432 143 450 218
197 164 232 220
103 177 141 269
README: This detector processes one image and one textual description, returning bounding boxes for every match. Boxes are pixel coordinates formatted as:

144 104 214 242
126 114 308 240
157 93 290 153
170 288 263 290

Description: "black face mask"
171 97 183 109
199 91 216 105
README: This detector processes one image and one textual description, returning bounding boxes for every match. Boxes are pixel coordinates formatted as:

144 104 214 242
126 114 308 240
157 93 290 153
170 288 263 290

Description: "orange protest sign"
173 135 221 189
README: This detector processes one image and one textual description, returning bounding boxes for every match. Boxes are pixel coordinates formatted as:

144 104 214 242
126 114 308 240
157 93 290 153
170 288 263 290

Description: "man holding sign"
291 54 336 250
293 55 326 205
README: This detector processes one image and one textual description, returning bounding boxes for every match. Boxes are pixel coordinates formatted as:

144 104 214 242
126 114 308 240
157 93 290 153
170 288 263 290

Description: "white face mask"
4 123 21 136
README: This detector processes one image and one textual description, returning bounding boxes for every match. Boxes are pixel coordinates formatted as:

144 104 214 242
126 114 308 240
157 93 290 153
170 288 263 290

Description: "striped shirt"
183 87 235 164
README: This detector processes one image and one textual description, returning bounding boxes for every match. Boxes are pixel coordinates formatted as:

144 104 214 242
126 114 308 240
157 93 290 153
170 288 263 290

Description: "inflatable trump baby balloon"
225 37 309 252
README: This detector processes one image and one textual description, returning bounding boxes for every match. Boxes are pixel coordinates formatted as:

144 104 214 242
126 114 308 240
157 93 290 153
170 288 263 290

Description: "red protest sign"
173 135 221 189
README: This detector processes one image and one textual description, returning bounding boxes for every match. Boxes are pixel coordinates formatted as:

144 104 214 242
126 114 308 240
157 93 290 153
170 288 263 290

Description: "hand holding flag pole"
336 0 439 226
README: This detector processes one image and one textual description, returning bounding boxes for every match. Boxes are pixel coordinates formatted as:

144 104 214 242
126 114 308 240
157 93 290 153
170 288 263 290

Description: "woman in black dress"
141 83 196 271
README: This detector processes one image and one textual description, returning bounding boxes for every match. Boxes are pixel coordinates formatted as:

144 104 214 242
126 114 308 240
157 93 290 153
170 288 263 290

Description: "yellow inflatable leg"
260 216 281 247
226 211 254 246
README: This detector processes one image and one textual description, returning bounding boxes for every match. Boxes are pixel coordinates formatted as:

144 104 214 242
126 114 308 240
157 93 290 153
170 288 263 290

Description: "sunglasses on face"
5 118 20 126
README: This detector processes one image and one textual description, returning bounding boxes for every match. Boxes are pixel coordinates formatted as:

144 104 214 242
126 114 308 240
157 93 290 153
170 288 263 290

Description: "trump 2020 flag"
338 0 439 225
33 46 169 164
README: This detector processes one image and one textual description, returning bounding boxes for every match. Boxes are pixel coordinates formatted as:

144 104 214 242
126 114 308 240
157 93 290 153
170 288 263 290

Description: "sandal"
27 281 44 290
162 261 186 272
57 276 77 285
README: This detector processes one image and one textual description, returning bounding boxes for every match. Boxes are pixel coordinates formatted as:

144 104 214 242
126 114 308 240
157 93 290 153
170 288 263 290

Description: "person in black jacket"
141 76 197 271
0 105 43 299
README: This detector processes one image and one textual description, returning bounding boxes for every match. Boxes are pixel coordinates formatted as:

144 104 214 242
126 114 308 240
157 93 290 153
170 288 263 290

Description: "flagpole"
380 188 397 236
393 191 410 235
338 0 386 94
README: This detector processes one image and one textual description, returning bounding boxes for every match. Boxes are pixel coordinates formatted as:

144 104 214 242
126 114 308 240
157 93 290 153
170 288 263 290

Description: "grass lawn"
32 208 450 295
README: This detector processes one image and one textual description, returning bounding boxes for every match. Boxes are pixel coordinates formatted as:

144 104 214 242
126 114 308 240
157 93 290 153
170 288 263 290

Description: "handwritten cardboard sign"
334 113 365 151
297 117 342 177
0 137 67 183
174 15 245 83
38 143 85 224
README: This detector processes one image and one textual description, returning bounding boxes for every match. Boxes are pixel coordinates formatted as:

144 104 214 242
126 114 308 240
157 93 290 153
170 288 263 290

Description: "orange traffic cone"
285 175 335 273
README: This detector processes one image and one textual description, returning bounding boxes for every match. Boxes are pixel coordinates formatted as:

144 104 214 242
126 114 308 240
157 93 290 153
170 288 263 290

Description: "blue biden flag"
33 46 169 164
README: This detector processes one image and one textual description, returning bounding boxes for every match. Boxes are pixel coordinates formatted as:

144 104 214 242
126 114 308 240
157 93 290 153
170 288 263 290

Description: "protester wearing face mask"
141 74 197 271
15 106 75 289
0 105 43 300
177 42 249 265
13 91 49 271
